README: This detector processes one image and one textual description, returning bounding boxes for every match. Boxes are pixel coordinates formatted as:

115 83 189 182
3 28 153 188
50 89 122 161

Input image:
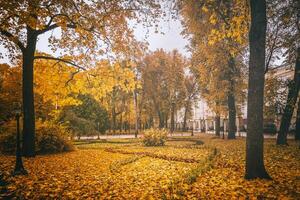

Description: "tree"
0 0 161 156
245 0 271 180
59 94 109 138
265 0 299 144
178 0 248 139
182 75 198 132
140 49 185 130
295 99 300 141
0 64 22 122
264 72 287 122
277 47 300 145
85 60 137 134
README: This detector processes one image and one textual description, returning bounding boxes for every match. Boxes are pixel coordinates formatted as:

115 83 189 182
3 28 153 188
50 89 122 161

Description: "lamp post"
12 102 27 176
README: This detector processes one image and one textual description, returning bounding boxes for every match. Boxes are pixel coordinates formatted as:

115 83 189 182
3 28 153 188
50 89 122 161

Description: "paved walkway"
77 132 294 140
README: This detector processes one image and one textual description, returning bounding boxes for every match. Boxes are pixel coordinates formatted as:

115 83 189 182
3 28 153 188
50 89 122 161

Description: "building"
175 65 295 133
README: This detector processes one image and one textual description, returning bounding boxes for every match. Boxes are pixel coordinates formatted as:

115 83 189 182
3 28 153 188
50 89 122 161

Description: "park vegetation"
0 0 299 199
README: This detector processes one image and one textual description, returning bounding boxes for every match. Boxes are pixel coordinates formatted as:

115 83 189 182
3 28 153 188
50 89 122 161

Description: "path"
77 131 295 140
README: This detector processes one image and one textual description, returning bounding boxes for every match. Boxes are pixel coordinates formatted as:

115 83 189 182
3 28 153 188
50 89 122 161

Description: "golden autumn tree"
34 56 81 120
0 63 22 121
0 0 162 156
139 49 186 130
84 60 138 134
179 0 248 138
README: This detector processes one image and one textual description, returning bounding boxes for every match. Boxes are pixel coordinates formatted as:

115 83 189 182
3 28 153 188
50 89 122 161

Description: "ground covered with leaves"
0 134 299 199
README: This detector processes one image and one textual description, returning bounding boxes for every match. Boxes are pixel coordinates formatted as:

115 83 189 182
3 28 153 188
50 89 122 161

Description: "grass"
0 134 299 199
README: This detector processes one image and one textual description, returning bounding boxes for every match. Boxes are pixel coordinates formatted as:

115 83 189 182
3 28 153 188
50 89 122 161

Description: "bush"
142 128 168 146
36 122 74 154
0 120 74 154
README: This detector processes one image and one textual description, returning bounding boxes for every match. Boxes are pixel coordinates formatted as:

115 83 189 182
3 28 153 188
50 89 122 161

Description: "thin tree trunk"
277 47 300 145
165 113 168 128
295 98 300 140
182 101 189 132
119 114 122 134
245 0 271 180
170 103 175 133
215 115 220 136
133 90 139 138
158 111 164 128
112 107 116 135
22 27 37 157
227 92 237 139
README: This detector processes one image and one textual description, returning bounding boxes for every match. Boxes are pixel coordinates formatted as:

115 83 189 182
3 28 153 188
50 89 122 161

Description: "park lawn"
0 134 299 199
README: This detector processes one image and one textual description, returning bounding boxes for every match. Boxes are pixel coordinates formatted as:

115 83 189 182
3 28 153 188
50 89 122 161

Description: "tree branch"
34 55 86 71
265 24 280 74
0 29 25 53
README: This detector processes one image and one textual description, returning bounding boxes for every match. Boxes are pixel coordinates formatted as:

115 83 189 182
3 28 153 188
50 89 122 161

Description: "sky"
0 18 190 65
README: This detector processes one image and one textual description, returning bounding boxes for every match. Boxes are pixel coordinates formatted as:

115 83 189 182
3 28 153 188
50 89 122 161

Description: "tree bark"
227 57 237 139
227 92 237 139
182 101 189 132
22 27 37 157
112 107 116 135
165 113 168 128
245 0 271 180
158 111 164 128
170 102 175 133
215 115 221 136
295 98 300 140
133 90 139 138
277 47 300 145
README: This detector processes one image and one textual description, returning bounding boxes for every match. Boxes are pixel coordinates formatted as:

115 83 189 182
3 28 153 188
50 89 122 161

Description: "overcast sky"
0 18 190 65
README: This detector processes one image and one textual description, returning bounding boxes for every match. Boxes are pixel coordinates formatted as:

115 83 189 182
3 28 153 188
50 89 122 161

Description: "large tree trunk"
295 98 300 140
277 47 300 145
245 0 271 179
227 57 237 139
22 28 37 157
227 92 237 139
170 103 175 133
215 115 220 136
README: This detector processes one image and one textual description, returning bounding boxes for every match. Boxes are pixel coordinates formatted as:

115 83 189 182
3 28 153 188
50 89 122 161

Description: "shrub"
0 120 74 154
142 128 168 146
195 140 204 145
36 122 74 154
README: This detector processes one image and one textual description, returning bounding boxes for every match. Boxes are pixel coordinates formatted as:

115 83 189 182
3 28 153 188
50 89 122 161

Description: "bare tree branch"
34 55 86 71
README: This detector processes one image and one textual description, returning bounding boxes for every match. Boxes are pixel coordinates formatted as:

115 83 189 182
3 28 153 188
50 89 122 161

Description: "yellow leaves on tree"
34 57 81 111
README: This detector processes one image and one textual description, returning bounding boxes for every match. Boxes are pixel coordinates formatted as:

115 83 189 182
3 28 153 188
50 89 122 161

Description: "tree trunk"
165 113 168 128
119 114 122 134
227 92 237 139
133 90 139 138
22 28 37 157
227 56 237 139
170 103 175 133
158 111 164 128
182 101 189 132
215 115 220 136
277 47 300 145
112 107 116 135
295 98 300 140
245 0 271 180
